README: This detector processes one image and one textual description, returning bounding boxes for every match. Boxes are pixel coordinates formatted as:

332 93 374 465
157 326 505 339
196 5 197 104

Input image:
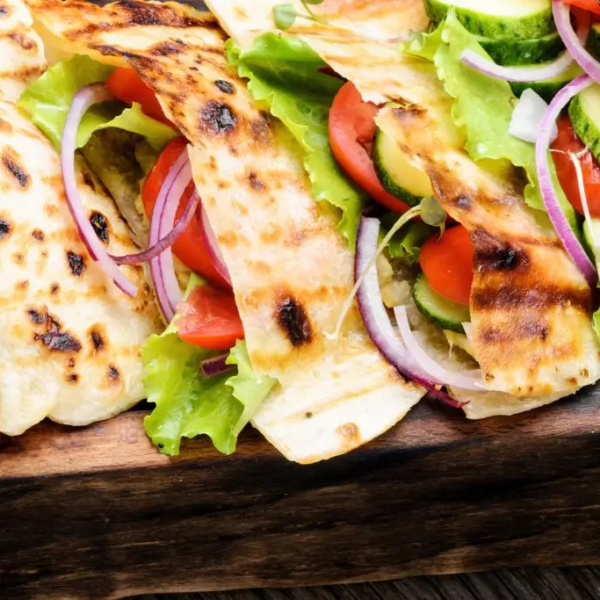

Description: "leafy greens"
407 11 578 229
18 55 177 152
143 276 277 455
227 33 367 246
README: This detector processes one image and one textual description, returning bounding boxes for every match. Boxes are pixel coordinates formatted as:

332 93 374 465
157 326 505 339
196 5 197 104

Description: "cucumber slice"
477 31 564 66
510 62 583 103
413 274 471 334
373 126 433 207
583 218 600 263
425 0 554 40
587 23 600 61
569 84 600 164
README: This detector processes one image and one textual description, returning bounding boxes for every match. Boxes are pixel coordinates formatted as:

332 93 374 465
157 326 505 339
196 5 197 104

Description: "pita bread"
0 99 160 435
24 0 426 462
0 0 46 102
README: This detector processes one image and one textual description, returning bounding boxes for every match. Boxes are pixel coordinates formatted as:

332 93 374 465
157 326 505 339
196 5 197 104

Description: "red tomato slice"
551 115 600 217
420 226 474 305
329 81 410 214
142 137 229 287
106 67 173 126
177 285 244 351
564 0 600 16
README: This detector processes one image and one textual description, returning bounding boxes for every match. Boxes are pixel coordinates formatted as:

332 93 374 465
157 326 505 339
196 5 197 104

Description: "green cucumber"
569 84 600 164
510 62 583 103
477 31 564 66
373 126 433 207
413 274 471 334
425 0 555 40
583 218 600 263
587 23 600 61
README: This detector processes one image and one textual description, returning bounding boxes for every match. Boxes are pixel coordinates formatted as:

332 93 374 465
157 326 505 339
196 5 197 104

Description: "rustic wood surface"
134 567 600 599
4 392 600 599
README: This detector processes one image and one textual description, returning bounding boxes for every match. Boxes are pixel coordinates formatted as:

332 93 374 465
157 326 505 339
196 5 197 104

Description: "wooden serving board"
3 392 600 600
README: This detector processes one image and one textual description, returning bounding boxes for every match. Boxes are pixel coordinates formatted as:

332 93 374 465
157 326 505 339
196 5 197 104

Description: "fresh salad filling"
16 0 600 453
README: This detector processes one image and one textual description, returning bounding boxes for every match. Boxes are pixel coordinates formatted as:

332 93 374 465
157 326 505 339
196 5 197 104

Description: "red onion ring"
394 306 484 391
148 149 192 321
201 203 231 285
200 353 234 377
356 217 467 408
535 74 598 287
110 190 200 266
62 84 137 297
554 0 600 85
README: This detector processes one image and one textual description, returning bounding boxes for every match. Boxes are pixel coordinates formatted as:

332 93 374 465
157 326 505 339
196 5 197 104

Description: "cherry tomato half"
551 115 600 218
106 67 173 126
142 138 229 287
420 225 474 305
177 284 244 351
329 81 411 214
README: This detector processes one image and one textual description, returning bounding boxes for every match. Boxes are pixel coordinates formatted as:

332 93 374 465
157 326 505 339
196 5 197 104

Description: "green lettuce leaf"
594 308 600 345
227 33 367 246
381 213 436 262
143 277 277 455
18 55 177 152
408 13 578 230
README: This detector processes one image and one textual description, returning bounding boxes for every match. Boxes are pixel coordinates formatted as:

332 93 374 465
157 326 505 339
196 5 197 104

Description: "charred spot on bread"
275 296 313 347
108 365 120 381
31 229 44 241
67 251 86 277
89 328 106 352
0 218 11 240
50 282 59 295
89 211 109 244
2 147 30 189
200 101 237 135
30 310 82 353
215 79 235 94
247 171 265 191
8 33 37 52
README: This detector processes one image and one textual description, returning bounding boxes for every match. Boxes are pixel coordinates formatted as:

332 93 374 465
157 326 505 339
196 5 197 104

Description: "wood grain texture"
133 567 600 600
3 391 600 600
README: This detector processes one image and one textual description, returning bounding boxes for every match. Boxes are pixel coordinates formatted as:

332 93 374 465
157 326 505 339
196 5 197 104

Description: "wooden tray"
3 392 600 600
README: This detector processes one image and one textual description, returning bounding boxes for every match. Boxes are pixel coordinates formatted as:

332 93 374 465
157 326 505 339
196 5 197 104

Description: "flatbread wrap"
5 0 600 461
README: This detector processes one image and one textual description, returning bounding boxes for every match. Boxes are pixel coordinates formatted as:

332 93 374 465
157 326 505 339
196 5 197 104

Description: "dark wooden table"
133 568 600 600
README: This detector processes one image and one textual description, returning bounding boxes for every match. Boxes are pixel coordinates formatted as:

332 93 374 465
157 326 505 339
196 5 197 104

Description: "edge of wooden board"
3 392 600 599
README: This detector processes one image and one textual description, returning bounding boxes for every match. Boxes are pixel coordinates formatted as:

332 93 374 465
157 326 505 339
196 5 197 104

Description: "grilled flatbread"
208 0 600 415
24 0 426 462
0 0 46 101
0 99 160 435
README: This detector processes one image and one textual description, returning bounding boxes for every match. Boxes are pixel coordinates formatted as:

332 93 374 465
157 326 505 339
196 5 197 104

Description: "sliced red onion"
356 217 466 408
110 190 200 266
509 89 557 144
62 84 137 297
461 47 575 83
394 306 484 391
148 149 192 321
554 0 600 85
535 74 598 287
201 203 231 285
200 353 234 377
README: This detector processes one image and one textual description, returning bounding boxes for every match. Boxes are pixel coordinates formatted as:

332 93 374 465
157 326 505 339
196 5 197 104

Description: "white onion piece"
509 89 557 144
355 217 466 408
201 203 231 285
148 149 192 321
461 47 576 83
394 306 485 391
535 74 598 286
554 0 600 85
62 84 137 297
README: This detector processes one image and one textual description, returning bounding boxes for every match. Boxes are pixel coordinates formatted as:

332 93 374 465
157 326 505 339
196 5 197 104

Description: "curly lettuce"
143 277 277 455
18 54 177 151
